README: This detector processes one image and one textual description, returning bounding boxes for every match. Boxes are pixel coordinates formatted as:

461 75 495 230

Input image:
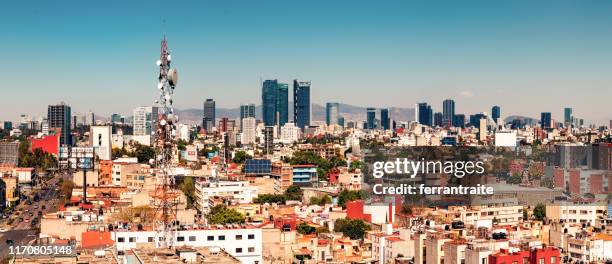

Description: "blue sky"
2 0 612 124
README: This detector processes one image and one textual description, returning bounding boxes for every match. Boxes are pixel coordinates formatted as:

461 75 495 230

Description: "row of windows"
117 234 256 243
235 247 256 253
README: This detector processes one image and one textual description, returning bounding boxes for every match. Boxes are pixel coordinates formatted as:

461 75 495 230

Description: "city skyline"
2 1 612 124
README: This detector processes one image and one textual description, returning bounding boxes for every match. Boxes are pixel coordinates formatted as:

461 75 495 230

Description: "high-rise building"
240 104 256 131
262 80 278 127
240 104 256 119
110 114 123 124
541 112 552 129
337 116 345 128
90 126 112 161
380 108 390 130
492 105 501 122
453 114 465 127
442 99 455 126
133 106 158 137
434 112 443 127
416 103 433 126
469 113 487 127
564 107 573 127
366 108 376 129
326 102 340 126
264 126 274 155
293 80 311 128
48 103 72 146
86 111 95 126
241 117 257 145
202 99 216 131
277 83 289 126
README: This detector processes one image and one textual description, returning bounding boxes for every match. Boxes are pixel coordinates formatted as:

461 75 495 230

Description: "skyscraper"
434 112 443 127
240 103 255 131
240 104 256 120
541 112 552 129
564 107 573 127
326 102 340 126
262 79 278 126
277 83 289 126
442 99 455 126
293 80 311 128
492 105 501 122
380 108 390 130
48 103 72 146
416 103 433 126
366 108 376 129
202 99 215 131
133 106 158 137
453 114 466 128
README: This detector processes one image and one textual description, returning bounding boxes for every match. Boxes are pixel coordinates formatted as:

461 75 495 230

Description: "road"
0 229 39 258
0 171 69 259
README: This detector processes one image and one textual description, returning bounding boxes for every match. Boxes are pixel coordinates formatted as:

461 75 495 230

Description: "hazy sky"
2 0 611 124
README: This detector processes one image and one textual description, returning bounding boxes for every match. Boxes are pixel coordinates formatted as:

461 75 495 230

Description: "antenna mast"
153 35 180 248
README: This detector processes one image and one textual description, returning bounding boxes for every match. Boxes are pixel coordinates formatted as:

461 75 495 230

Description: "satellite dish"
167 54 172 62
168 68 178 86
157 82 163 89
156 60 162 66
160 119 167 126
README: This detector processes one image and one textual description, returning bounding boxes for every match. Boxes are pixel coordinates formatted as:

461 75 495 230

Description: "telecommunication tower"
152 36 180 248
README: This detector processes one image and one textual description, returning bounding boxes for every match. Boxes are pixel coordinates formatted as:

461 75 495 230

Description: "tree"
507 173 523 184
297 222 316 235
177 139 188 151
334 219 371 240
254 194 287 204
112 147 133 159
533 204 546 221
206 205 245 224
59 179 75 199
285 185 303 201
134 144 155 163
310 195 332 206
232 151 252 164
178 177 196 208
338 190 362 208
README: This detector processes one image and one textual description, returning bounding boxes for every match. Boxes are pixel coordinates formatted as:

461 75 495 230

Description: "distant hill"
175 103 415 125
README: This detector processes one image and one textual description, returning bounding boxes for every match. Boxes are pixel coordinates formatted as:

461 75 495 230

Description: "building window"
218 235 225 241
248 247 255 253
207 236 214 241
189 236 196 242
236 248 242 253
248 234 255 239
523 258 528 264
177 236 184 242
148 237 154 243
236 235 243 240
117 237 125 242
540 258 544 264
129 237 136 242
551 257 556 264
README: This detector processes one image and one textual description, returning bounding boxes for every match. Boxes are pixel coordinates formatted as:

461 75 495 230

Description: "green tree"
334 219 371 240
310 195 332 206
297 222 316 235
177 139 188 151
285 185 303 201
533 204 546 221
338 190 362 208
254 194 287 204
178 177 196 208
232 151 252 164
134 144 155 163
206 205 245 224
